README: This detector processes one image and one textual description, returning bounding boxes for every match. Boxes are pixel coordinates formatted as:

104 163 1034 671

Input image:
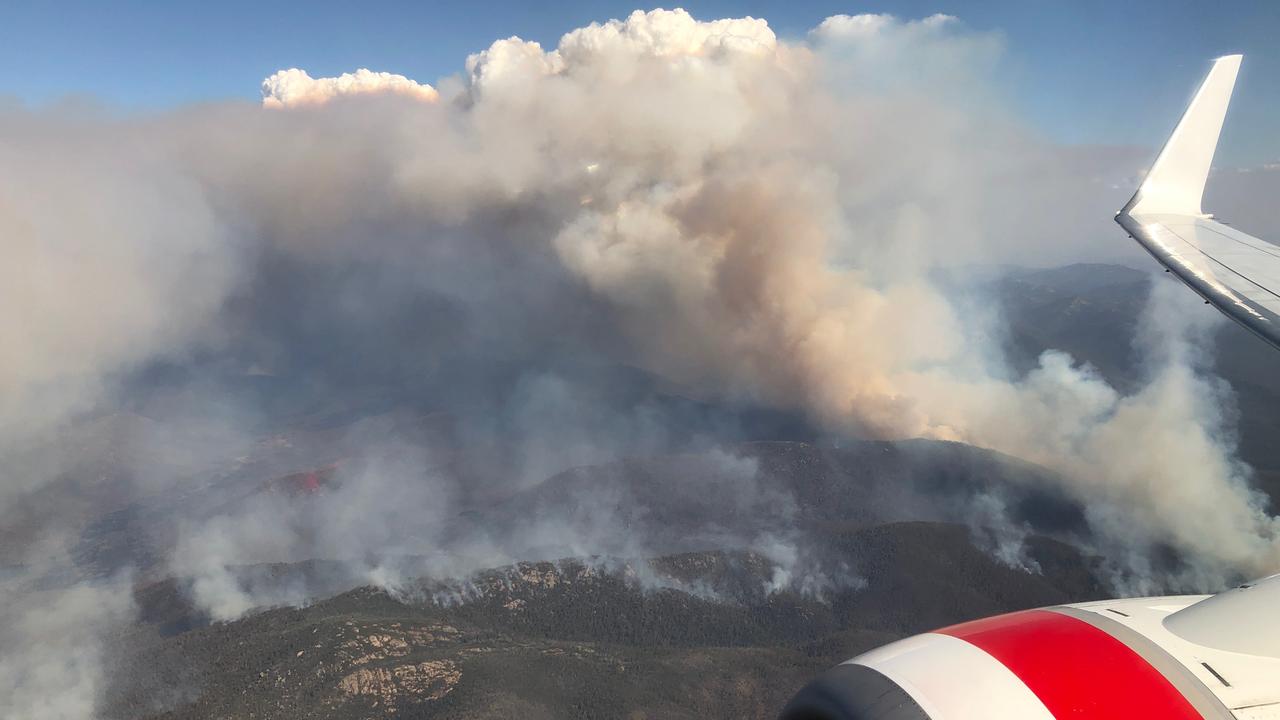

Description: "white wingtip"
1125 54 1242 217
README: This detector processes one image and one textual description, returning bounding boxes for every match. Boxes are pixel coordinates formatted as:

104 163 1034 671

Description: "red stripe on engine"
939 610 1202 719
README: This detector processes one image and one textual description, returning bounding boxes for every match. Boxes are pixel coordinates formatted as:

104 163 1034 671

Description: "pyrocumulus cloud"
2 10 1279 718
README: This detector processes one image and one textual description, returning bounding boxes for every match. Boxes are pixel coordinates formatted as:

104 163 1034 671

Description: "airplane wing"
779 56 1280 720
1116 54 1280 351
781 574 1280 720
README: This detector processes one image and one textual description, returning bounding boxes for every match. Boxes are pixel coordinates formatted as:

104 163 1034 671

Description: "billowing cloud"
813 12 957 38
465 9 778 99
261 67 439 108
2 8 1279 717
556 8 777 59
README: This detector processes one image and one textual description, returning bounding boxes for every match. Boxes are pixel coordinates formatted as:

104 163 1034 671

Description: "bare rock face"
337 659 461 712
338 622 463 666
328 621 465 713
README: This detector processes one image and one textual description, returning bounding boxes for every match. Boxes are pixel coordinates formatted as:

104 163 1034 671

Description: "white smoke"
261 68 439 107
3 10 1280 716
465 7 778 98
0 540 135 720
0 119 235 460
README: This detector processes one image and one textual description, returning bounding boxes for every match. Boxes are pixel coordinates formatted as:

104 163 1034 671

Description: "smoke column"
2 9 1280 717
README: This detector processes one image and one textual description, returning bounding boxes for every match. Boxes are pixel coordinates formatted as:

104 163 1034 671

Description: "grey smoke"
2 9 1279 718
0 543 135 720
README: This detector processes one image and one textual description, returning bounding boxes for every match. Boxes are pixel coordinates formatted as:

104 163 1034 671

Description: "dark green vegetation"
106 522 1102 720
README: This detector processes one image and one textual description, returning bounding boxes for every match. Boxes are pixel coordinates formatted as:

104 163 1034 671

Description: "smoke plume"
2 8 1279 716
261 68 440 108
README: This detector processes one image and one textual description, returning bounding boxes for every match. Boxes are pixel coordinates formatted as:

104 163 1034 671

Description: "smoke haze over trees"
4 9 1280 720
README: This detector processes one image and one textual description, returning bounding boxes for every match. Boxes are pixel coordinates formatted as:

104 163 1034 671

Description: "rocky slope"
106 522 1102 720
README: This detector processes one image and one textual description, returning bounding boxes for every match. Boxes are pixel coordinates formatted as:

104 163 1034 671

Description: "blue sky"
4 0 1279 164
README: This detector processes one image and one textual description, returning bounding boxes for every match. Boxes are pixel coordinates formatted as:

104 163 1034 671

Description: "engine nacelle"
781 579 1280 720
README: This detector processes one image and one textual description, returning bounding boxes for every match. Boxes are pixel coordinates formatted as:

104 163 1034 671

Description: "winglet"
1124 54 1242 217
